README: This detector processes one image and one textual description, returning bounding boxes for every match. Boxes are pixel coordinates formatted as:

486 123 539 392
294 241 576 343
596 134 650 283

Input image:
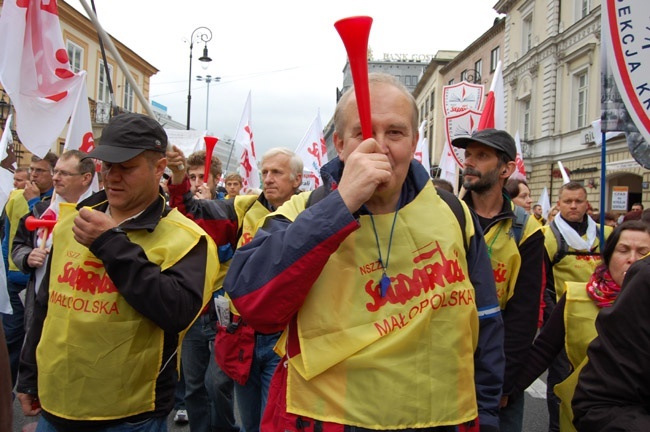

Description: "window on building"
448 78 455 85
522 99 531 140
475 59 483 81
490 47 500 72
575 71 589 128
578 0 590 19
430 90 435 110
460 70 469 82
97 61 113 104
523 14 533 53
425 97 429 115
123 79 134 112
66 40 83 73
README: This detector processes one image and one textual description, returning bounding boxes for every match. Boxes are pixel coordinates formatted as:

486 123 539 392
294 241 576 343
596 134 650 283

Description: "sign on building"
611 186 629 211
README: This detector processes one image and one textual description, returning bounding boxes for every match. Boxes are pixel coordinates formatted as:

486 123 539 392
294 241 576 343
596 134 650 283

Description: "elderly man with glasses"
12 150 96 336
1 152 57 390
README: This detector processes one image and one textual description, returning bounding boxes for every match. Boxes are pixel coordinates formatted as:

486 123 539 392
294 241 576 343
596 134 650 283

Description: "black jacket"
572 255 650 431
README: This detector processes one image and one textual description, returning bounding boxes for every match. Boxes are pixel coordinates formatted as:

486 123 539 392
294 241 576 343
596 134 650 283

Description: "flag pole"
600 131 607 246
77 0 154 118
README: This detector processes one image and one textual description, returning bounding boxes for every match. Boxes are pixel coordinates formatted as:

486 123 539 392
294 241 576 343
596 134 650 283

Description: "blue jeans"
182 314 238 432
499 390 525 432
234 332 281 432
1 280 26 388
36 415 167 432
173 366 186 411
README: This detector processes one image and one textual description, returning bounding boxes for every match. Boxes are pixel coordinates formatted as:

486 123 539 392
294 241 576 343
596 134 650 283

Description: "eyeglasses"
28 168 52 175
52 169 83 177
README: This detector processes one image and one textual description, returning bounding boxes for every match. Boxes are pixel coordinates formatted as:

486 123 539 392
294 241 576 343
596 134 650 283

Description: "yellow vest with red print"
37 203 218 421
5 189 29 271
563 281 600 369
234 195 269 248
273 182 479 428
542 224 611 300
484 218 520 310
553 281 601 432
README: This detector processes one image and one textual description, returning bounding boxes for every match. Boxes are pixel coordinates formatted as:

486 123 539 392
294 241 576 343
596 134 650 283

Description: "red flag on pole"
478 60 504 131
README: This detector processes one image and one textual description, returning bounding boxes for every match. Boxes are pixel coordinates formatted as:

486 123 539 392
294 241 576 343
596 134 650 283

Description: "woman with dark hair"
509 221 650 431
505 178 532 213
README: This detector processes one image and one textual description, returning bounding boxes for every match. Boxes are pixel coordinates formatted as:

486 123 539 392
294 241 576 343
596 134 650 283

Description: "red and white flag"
64 71 94 153
295 112 327 190
509 130 527 180
63 72 99 191
414 120 431 176
478 60 504 131
0 0 89 158
233 92 260 192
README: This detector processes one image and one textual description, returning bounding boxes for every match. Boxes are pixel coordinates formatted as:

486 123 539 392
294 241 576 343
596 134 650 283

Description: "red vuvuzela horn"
25 216 57 250
334 16 373 140
204 136 219 183
25 216 57 232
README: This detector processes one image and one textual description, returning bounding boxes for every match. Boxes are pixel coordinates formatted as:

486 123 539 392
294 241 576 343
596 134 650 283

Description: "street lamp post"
186 26 212 130
196 75 221 131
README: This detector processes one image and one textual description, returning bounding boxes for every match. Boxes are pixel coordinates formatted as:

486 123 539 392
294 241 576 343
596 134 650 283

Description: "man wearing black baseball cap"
16 113 219 431
452 128 545 432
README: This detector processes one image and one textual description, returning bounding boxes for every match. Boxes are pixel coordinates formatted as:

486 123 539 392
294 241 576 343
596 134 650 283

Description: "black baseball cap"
451 128 516 162
85 113 167 163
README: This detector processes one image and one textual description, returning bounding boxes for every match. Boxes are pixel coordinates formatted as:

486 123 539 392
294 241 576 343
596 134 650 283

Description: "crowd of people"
0 73 649 432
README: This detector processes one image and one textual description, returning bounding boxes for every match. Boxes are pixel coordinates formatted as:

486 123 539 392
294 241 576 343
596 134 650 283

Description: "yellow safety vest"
542 224 611 300
37 203 218 420
484 218 520 309
554 281 601 432
274 182 479 428
5 189 29 271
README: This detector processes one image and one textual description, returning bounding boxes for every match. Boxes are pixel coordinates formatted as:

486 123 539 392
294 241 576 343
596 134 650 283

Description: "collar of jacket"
463 189 516 229
76 186 170 232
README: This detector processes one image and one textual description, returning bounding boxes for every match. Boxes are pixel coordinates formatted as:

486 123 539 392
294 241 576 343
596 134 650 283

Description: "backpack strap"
548 219 600 266
434 187 468 253
306 185 327 208
549 220 567 266
511 205 530 245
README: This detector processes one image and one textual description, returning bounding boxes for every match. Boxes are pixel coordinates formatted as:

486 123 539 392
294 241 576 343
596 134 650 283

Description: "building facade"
494 0 648 212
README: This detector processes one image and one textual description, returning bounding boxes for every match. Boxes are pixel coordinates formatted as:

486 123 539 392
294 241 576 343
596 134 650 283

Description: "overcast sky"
71 0 502 156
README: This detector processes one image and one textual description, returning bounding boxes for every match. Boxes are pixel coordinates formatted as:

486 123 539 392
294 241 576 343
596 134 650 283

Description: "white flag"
557 161 571 185
414 120 431 176
295 112 327 190
233 92 260 192
0 116 16 314
538 186 551 219
0 0 88 157
438 140 457 190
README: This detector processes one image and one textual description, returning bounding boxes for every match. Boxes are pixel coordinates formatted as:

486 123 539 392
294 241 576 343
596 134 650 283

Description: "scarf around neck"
554 212 597 251
586 263 621 308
